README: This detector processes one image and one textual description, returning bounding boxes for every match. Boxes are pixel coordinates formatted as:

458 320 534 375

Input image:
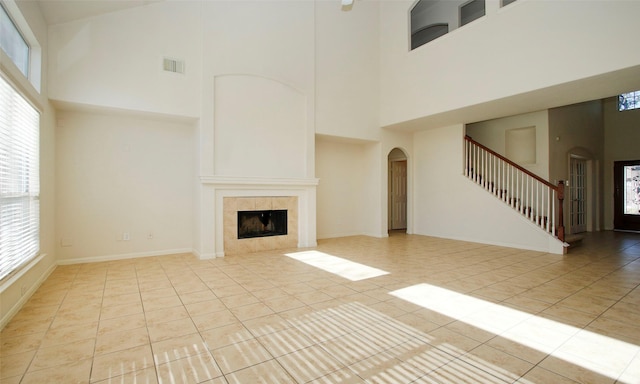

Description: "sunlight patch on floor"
284 250 389 281
390 283 640 383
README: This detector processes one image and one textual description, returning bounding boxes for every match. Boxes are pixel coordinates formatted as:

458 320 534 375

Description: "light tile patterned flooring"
2 231 640 383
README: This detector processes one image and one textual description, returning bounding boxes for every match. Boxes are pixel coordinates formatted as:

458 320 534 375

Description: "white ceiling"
37 0 161 25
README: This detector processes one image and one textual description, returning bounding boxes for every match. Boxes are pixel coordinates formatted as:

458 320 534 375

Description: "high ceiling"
37 0 161 25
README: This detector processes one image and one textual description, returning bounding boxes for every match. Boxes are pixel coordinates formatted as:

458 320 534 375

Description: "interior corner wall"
362 141 385 238
548 100 604 232
465 110 550 180
413 124 560 253
55 111 196 263
604 97 640 230
315 137 367 239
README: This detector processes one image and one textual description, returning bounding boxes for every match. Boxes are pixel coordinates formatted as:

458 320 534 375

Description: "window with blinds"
0 74 40 281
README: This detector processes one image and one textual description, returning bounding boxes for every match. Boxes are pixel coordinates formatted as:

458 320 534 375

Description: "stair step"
565 234 584 248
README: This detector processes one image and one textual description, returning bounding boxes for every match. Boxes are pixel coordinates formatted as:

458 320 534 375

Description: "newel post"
557 180 565 242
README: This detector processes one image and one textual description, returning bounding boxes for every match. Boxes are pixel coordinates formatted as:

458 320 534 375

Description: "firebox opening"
238 209 288 239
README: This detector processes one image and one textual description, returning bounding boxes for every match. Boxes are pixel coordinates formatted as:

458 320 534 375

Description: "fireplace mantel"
201 176 319 188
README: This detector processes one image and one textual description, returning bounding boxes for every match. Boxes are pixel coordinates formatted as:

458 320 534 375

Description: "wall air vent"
163 57 185 74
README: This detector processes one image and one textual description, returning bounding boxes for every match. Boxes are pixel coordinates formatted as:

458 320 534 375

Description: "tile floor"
2 231 640 383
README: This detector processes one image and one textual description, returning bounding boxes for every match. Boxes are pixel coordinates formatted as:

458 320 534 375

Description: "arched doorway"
388 148 408 232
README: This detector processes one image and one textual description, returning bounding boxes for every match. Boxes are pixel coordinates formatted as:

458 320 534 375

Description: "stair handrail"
464 135 565 242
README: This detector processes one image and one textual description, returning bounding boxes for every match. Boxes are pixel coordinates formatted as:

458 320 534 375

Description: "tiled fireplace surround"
201 177 318 258
224 196 298 255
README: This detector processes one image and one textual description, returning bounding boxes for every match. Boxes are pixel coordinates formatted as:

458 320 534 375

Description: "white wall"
55 110 196 263
380 0 640 129
604 97 640 229
47 1 202 118
315 0 380 141
213 74 308 179
200 0 316 177
316 136 367 239
466 110 550 179
413 124 563 253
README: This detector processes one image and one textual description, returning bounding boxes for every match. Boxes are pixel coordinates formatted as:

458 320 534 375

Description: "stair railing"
464 135 565 242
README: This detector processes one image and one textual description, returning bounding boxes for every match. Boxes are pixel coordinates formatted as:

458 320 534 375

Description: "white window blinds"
0 75 39 281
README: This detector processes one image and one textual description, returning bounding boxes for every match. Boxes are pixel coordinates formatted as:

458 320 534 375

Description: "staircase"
464 135 566 244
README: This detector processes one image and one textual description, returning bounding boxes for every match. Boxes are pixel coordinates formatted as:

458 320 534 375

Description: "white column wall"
314 1 380 141
198 1 317 257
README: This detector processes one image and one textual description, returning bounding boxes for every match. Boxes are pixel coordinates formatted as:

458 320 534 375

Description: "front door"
569 157 587 234
390 160 407 230
614 160 640 231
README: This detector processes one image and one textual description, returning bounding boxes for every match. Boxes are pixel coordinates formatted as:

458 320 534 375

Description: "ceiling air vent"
163 57 185 74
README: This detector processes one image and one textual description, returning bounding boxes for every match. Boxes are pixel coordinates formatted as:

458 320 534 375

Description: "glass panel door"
614 160 640 231
569 157 587 233
623 164 640 215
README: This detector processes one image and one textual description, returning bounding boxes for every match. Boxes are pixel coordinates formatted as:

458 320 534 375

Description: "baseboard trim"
317 231 364 240
192 247 219 260
0 257 56 330
57 248 194 265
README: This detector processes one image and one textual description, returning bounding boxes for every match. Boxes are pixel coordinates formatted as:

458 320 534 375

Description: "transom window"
0 3 29 77
618 91 640 111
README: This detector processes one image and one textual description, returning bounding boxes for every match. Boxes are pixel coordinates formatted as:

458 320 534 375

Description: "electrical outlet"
123 232 130 241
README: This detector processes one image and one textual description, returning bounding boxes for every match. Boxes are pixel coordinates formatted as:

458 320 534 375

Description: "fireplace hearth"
238 210 288 239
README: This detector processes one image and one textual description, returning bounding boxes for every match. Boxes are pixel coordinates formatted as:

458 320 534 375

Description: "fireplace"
221 195 301 255
238 209 287 239
200 178 318 258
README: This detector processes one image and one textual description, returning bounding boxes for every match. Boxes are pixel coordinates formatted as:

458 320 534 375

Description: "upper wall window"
460 0 485 27
411 23 449 50
0 3 29 77
619 91 640 111
501 0 518 7
410 0 486 51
